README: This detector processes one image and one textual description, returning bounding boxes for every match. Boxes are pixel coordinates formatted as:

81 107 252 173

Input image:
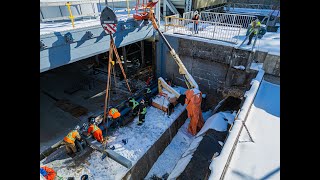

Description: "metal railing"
40 1 101 22
200 12 256 29
168 18 241 44
182 11 194 19
164 14 180 32
40 0 136 23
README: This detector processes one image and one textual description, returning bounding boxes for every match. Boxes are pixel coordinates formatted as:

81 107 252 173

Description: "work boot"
137 121 143 126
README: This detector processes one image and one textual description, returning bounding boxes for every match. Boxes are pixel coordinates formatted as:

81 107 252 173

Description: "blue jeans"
194 23 198 34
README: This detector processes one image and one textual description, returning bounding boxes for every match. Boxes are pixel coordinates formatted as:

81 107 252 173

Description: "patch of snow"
250 62 263 71
43 105 186 180
196 111 235 137
223 80 280 180
40 7 136 35
233 65 245 70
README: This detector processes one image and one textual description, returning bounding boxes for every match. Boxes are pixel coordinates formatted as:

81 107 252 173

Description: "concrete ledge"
123 110 188 180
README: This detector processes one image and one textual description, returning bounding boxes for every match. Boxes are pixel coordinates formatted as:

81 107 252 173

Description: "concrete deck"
40 9 155 73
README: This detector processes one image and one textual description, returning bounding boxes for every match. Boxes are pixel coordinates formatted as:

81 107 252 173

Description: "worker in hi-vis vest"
87 118 104 143
128 97 139 116
63 125 82 155
137 99 147 126
247 17 261 45
108 106 123 127
143 86 153 106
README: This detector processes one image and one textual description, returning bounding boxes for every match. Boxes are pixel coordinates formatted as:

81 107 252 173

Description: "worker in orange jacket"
108 106 123 128
63 125 82 155
185 89 204 136
40 166 56 180
87 118 104 143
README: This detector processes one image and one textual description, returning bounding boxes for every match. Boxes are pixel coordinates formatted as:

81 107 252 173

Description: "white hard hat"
74 125 80 130
194 11 198 15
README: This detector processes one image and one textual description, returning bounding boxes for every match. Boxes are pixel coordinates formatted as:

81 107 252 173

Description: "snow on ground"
146 110 213 179
224 80 280 180
40 8 135 35
250 62 263 71
228 8 280 17
43 105 185 180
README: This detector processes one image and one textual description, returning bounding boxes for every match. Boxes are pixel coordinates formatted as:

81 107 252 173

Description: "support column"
152 41 156 77
122 46 127 72
163 0 167 16
141 41 145 67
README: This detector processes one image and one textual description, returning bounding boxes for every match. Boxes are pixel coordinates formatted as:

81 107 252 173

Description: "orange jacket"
109 108 121 119
63 130 80 144
41 166 56 180
185 89 204 136
88 124 100 134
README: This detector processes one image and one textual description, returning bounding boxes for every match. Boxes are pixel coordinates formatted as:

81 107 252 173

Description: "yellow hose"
66 2 75 28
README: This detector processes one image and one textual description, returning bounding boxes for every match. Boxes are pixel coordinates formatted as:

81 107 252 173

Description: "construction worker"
128 97 139 117
137 99 147 125
143 86 153 106
40 166 56 180
185 89 204 136
192 11 199 34
108 106 123 127
247 17 261 45
63 125 82 155
87 118 104 143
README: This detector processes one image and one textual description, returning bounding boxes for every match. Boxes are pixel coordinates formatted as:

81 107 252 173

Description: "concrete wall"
159 34 258 105
254 50 280 76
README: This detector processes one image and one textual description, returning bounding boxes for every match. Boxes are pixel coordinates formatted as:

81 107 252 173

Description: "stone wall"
161 35 257 106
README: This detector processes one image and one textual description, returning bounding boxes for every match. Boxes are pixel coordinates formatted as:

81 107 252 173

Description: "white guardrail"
166 17 241 44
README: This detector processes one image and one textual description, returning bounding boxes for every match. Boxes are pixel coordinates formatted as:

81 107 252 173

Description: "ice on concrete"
223 80 280 180
42 105 185 180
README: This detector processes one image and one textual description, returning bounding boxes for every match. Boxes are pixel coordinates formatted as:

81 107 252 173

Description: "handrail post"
66 2 75 28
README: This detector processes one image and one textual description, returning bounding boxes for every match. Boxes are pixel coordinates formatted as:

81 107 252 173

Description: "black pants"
110 117 123 128
132 107 138 116
247 32 256 45
139 114 145 123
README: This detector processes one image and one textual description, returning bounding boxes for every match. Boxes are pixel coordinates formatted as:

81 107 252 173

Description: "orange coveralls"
185 89 204 136
41 166 56 180
87 124 104 143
